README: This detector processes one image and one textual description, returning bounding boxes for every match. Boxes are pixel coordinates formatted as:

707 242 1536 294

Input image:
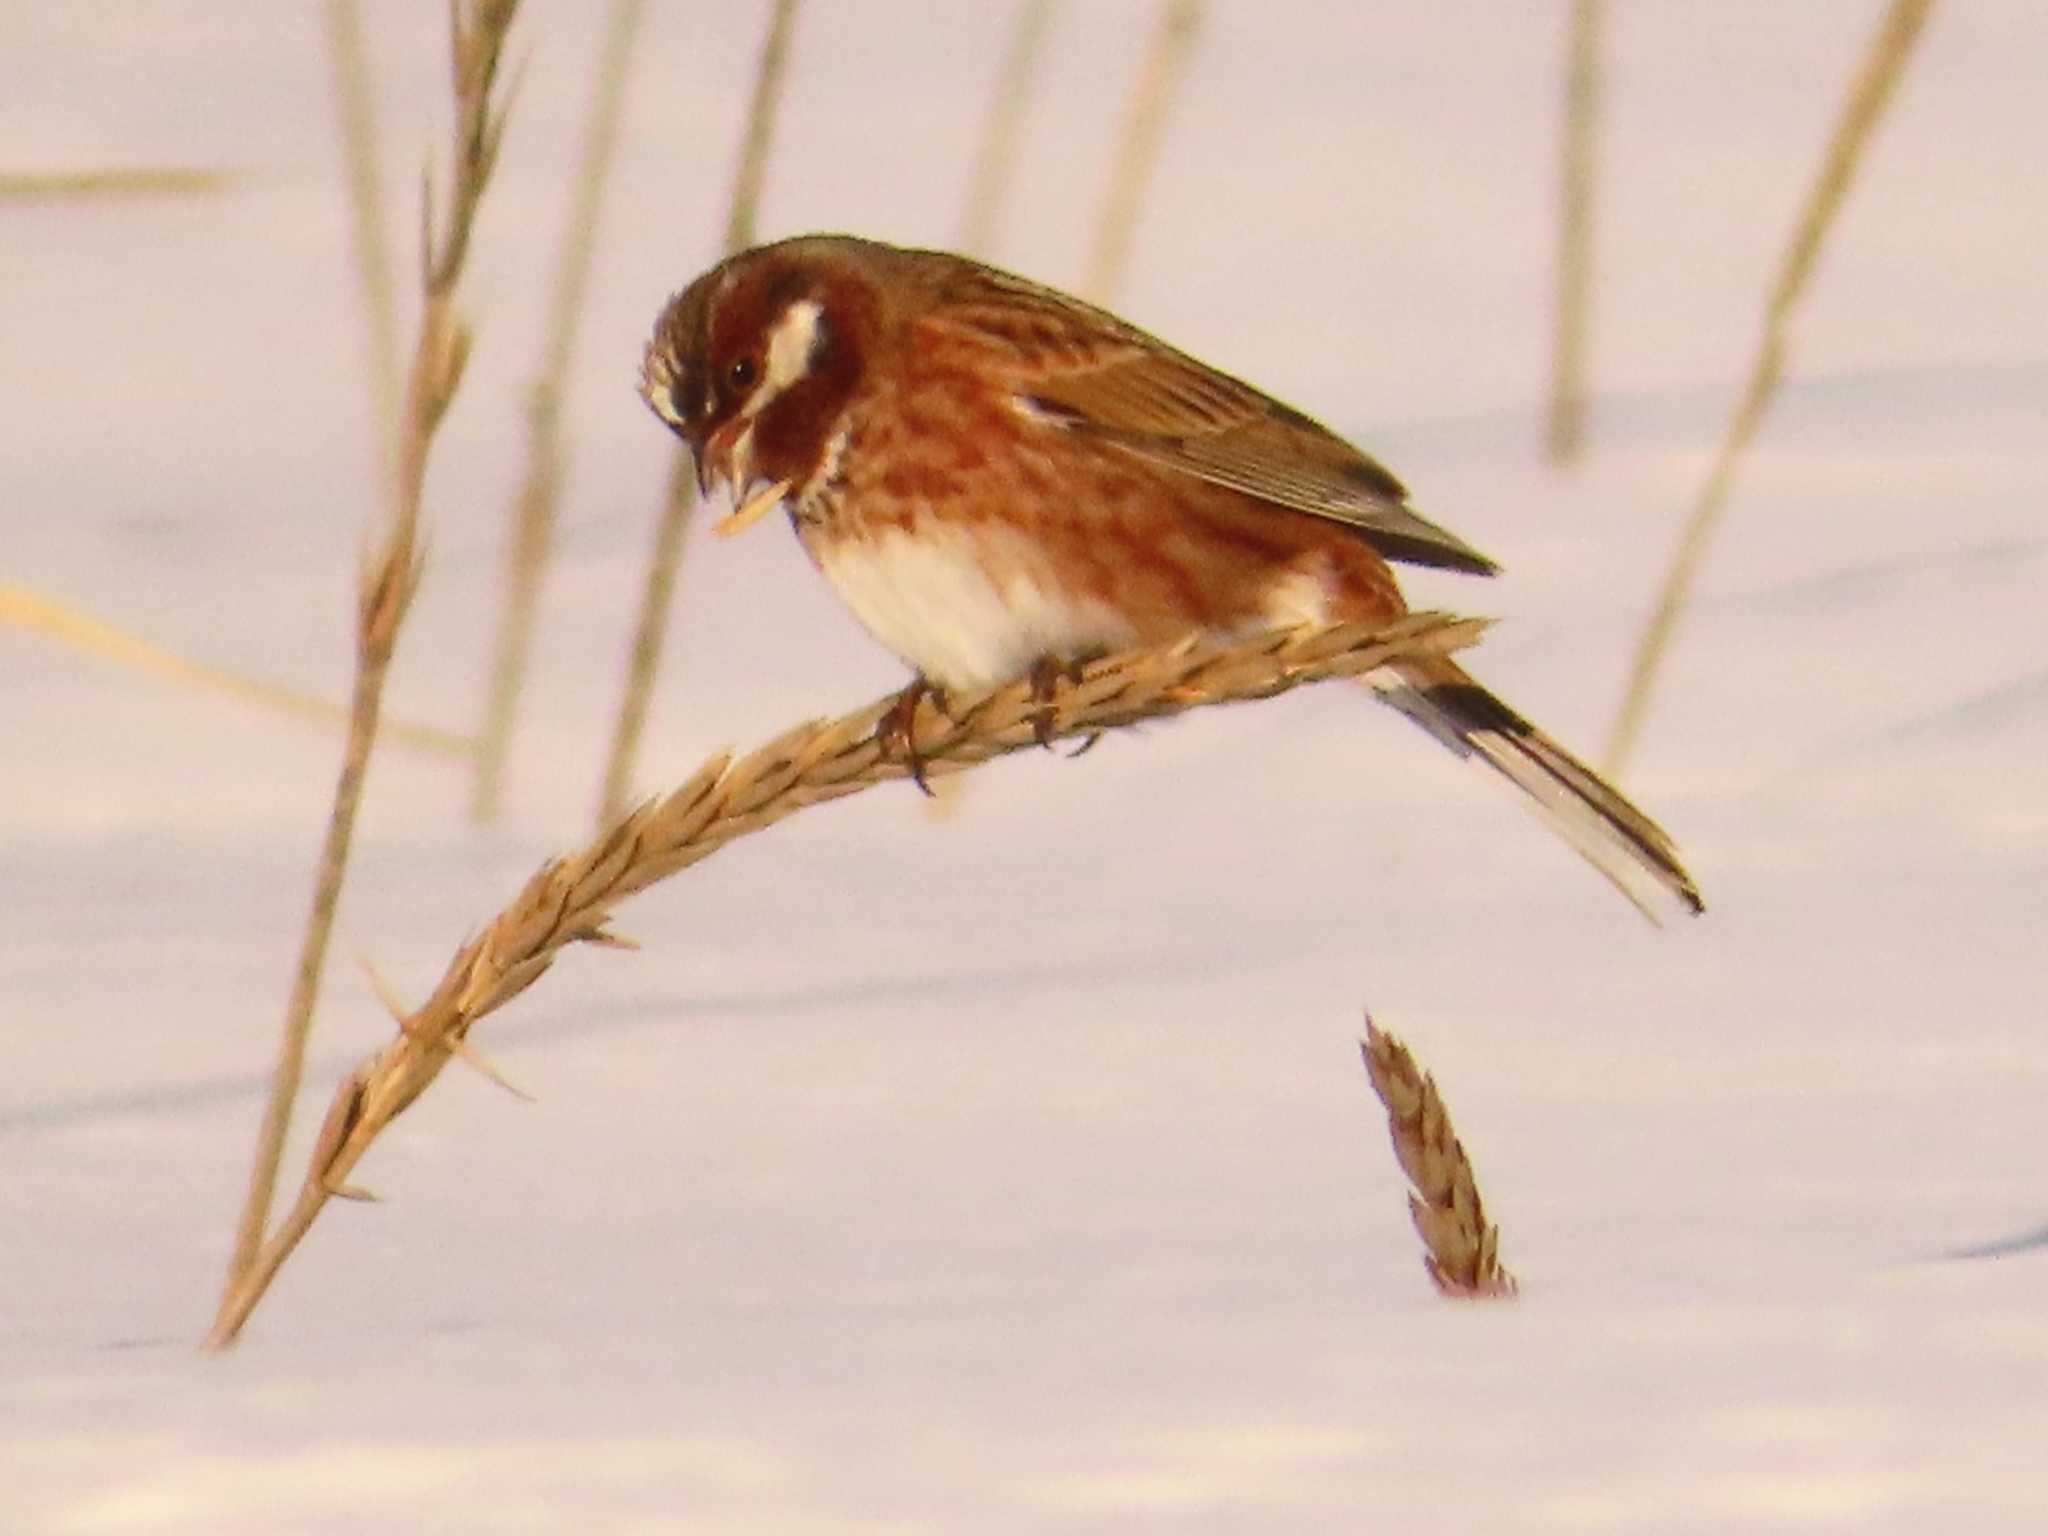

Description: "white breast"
814 522 1139 694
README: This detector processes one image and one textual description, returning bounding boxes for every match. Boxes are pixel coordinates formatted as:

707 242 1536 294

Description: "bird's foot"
878 674 951 796
1025 653 1093 750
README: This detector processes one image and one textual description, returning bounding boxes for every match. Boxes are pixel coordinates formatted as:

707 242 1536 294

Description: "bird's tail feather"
1368 657 1703 922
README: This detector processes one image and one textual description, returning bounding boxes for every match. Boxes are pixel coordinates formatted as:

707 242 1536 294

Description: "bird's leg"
877 673 950 796
1026 652 1097 752
1026 656 1066 750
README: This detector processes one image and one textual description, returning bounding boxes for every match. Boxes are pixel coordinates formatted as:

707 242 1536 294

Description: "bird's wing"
917 267 1499 575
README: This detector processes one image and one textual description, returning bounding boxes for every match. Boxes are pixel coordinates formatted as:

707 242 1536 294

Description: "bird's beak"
697 417 790 537
697 416 742 499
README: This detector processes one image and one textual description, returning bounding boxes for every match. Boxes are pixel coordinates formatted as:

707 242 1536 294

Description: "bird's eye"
727 355 758 393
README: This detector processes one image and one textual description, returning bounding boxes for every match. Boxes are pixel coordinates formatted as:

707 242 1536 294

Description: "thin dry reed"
0 167 242 200
958 0 1058 256
473 0 646 821
1604 0 1936 776
597 450 698 824
205 611 1483 1344
1545 0 1602 465
596 0 804 828
723 0 801 256
1360 1015 1517 1300
0 584 474 757
212 0 524 1342
325 0 403 484
1082 0 1202 304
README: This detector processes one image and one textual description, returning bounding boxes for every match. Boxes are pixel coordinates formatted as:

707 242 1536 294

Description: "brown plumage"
640 234 1701 919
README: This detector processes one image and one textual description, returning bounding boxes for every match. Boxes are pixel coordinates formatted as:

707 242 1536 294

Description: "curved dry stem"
1083 0 1202 303
596 454 697 827
1361 1014 1517 1300
214 0 524 1335
0 167 243 200
1545 0 1602 466
723 0 801 256
0 584 474 758
959 0 1058 256
1605 0 1935 775
326 0 402 487
596 0 804 828
473 0 646 821
206 611 1485 1346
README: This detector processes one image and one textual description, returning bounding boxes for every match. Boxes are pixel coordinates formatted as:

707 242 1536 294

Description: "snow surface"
4 2 2045 1531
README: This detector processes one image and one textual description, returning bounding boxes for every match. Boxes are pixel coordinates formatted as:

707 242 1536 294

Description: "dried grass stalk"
0 583 474 757
595 0 804 827
473 0 645 821
1545 0 1602 466
205 611 1484 1345
959 0 1058 256
596 451 697 824
325 0 403 486
0 167 242 200
1360 1014 1517 1300
1604 0 1936 775
1083 0 1202 304
213 0 523 1336
723 0 801 256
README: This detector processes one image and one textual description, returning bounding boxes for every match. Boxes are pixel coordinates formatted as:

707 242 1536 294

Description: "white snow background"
3 2 2044 1530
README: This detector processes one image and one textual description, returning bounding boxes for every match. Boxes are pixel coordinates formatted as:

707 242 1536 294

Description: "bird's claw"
878 675 949 796
1026 654 1091 750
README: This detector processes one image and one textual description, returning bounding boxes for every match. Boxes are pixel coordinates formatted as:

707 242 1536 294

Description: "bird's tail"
1367 656 1703 922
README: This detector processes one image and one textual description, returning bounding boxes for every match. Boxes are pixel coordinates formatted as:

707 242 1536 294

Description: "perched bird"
639 234 1701 919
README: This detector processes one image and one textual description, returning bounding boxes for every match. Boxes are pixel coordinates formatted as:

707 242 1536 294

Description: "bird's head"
640 236 881 535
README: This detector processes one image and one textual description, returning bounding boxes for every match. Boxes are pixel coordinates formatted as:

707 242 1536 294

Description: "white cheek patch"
745 298 823 414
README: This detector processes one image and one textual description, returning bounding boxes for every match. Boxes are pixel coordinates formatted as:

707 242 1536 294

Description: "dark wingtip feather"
1367 524 1502 577
1375 662 1703 921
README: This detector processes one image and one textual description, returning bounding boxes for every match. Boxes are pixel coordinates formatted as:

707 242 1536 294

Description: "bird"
638 233 1701 920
